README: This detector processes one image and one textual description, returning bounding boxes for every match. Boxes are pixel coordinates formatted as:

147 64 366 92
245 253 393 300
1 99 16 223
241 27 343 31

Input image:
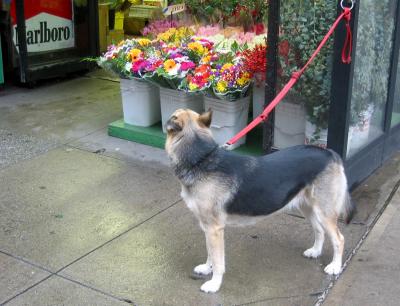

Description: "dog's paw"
200 279 221 293
303 248 321 258
194 264 212 276
324 262 342 275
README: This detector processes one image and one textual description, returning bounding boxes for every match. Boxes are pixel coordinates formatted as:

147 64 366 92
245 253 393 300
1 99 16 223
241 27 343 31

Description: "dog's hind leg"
200 225 225 293
301 206 325 259
320 216 344 275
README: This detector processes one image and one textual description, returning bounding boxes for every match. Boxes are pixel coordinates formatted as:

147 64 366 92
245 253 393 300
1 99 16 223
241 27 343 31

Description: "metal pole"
16 0 28 83
263 0 280 153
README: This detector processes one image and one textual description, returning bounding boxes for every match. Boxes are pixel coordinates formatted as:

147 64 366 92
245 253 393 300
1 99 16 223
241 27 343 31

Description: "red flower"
253 23 265 35
242 44 267 79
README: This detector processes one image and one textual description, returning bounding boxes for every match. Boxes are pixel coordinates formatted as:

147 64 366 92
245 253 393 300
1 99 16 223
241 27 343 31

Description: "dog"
165 108 355 293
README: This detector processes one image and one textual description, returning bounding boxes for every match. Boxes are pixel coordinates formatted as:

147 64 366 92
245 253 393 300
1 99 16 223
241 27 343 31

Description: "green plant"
279 0 337 130
184 0 267 28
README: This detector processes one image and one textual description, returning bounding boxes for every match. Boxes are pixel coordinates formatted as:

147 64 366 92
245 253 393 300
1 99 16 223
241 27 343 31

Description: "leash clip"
221 143 234 151
340 0 354 10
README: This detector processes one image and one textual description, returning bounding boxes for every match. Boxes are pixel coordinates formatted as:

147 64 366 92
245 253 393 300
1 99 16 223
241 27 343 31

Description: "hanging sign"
162 4 186 16
10 0 75 53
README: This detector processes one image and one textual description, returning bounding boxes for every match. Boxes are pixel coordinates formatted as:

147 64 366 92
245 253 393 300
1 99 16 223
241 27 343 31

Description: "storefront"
0 0 99 85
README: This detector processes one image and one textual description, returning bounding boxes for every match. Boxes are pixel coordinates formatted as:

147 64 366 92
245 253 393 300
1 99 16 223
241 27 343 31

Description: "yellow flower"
117 40 125 47
189 83 199 91
216 81 228 93
201 55 212 64
242 72 251 79
157 32 171 42
221 63 233 72
138 38 151 47
237 77 250 87
129 49 142 62
164 59 177 72
188 42 205 55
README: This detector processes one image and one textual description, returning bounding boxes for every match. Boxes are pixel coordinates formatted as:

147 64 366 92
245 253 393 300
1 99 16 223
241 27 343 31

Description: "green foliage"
279 0 337 129
184 0 268 27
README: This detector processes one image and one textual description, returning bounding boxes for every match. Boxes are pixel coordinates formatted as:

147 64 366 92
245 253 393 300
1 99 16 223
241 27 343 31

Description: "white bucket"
120 78 161 127
273 99 306 149
204 96 250 149
305 121 328 148
159 87 204 133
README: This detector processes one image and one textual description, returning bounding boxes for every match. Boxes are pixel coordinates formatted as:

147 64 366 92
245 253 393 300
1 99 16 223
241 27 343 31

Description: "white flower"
125 62 132 72
167 63 181 76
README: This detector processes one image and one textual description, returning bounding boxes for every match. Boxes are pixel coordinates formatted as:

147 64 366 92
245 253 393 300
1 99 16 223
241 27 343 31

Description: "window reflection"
347 0 397 157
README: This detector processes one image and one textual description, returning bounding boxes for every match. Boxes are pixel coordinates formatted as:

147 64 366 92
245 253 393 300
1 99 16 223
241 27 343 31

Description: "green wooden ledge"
108 119 264 156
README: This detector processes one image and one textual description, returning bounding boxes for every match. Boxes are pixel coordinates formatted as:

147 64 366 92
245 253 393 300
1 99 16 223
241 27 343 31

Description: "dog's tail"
342 190 356 224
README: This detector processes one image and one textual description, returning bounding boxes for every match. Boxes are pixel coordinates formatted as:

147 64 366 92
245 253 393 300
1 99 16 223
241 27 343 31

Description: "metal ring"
340 0 354 10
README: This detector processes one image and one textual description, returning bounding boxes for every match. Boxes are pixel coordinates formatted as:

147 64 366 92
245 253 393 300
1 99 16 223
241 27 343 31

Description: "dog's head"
165 108 213 157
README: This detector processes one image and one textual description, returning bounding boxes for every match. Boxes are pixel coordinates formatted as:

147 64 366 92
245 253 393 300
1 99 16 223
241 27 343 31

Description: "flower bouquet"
97 38 156 79
210 61 252 101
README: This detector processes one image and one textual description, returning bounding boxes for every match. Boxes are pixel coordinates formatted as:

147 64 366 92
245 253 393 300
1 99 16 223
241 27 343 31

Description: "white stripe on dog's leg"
200 226 225 293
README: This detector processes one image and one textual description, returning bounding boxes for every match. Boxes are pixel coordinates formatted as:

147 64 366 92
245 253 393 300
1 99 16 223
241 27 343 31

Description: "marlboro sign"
10 0 75 53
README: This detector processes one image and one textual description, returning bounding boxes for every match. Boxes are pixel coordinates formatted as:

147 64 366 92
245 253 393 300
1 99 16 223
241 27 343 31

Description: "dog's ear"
166 116 183 133
198 109 213 128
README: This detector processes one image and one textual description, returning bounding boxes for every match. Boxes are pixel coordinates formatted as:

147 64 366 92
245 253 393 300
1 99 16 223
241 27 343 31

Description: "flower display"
97 25 257 100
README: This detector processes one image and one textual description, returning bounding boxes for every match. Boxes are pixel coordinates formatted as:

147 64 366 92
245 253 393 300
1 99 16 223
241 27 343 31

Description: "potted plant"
206 62 252 148
179 42 253 148
143 33 208 132
98 38 161 127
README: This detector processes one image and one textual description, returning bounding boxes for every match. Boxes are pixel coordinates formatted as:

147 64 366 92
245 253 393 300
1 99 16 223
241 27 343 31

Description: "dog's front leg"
194 233 213 276
200 226 225 293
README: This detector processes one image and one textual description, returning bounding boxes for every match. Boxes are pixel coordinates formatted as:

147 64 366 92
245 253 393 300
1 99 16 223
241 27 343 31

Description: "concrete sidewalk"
0 71 399 305
324 186 400 306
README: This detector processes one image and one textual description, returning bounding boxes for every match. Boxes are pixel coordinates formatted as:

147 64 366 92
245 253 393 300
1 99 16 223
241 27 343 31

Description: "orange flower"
164 59 177 72
129 49 142 62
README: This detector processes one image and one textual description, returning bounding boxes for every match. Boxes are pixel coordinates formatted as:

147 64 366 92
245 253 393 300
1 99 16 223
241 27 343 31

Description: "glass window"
391 53 400 127
276 0 337 149
347 0 397 157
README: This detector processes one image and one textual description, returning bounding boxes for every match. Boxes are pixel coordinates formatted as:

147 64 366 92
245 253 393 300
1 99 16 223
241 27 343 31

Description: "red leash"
226 6 353 147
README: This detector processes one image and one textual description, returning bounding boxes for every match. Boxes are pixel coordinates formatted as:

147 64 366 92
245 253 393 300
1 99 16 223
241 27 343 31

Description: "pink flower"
196 25 221 37
132 59 150 73
180 61 196 71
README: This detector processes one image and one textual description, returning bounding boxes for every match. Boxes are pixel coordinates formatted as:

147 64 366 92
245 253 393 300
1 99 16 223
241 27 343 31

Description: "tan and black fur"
165 109 354 293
